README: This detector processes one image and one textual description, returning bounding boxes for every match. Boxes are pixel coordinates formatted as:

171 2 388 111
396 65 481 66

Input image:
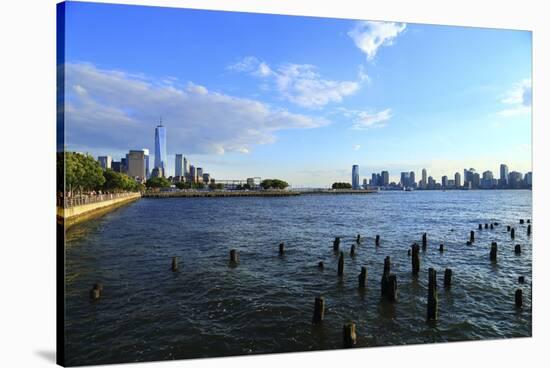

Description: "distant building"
121 157 128 174
447 179 455 187
183 156 189 177
143 149 150 179
464 168 478 189
454 172 461 188
352 165 360 189
481 170 496 189
362 178 368 189
111 161 121 173
98 155 112 170
427 176 435 189
371 173 377 187
127 150 146 181
189 165 197 183
154 122 167 175
175 154 184 177
421 168 427 189
500 164 509 187
409 171 416 187
400 172 411 188
441 175 448 188
381 171 389 186
508 171 523 189
151 167 164 178
524 172 532 188
203 173 211 184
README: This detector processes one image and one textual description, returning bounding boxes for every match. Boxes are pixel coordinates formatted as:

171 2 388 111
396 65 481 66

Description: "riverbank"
57 192 142 228
143 189 378 198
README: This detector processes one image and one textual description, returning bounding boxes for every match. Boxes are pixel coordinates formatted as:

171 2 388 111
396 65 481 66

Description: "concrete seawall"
58 192 142 228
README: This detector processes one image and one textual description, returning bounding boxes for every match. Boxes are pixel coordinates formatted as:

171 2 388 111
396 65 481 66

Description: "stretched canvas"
57 1 532 366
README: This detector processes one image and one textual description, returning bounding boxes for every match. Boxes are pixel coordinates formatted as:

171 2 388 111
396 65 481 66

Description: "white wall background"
0 0 548 367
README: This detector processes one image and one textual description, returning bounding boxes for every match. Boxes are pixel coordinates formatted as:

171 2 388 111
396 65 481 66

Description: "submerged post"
439 243 444 253
358 266 367 288
171 256 179 272
511 227 515 239
375 235 380 246
490 242 498 262
229 249 239 266
386 274 397 302
444 268 452 288
527 224 532 236
485 223 489 229
338 251 344 277
479 224 483 230
90 283 102 301
427 268 438 320
333 237 341 252
411 243 420 275
350 244 356 257
507 225 511 232
519 219 524 224
515 289 523 308
518 276 525 284
490 223 494 230
470 230 475 243
422 233 427 251
312 296 325 324
318 261 324 269
279 242 285 255
381 256 391 297
343 323 357 348
515 244 521 254
356 234 361 243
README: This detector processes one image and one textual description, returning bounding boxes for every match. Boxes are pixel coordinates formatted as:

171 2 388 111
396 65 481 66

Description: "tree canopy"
146 176 172 188
261 179 289 190
332 182 352 189
64 152 105 192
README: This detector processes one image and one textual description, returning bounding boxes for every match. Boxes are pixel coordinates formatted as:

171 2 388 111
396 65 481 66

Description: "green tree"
146 176 172 188
175 181 192 189
261 179 289 190
64 152 105 193
332 182 352 189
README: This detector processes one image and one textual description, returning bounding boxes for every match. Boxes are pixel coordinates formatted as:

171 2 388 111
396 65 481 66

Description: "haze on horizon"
62 2 532 187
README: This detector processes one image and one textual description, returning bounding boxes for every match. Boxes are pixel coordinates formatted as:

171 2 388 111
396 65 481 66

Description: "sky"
62 1 532 187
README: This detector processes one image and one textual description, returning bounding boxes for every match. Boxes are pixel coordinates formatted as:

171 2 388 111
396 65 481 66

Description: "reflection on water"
64 190 532 366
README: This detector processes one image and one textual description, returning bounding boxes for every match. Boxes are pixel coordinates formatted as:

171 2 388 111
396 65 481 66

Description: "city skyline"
63 2 532 187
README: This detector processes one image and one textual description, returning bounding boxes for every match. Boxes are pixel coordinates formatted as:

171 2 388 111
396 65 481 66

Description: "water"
64 190 532 366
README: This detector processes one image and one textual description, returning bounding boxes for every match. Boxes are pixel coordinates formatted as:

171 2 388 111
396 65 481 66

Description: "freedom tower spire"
154 118 167 176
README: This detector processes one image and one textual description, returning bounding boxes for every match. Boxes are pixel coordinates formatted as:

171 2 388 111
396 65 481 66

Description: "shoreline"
142 189 378 198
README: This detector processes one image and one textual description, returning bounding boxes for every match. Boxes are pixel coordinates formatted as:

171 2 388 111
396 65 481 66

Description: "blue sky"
63 1 532 187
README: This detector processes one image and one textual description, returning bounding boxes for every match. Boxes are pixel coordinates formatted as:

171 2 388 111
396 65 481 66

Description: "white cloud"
498 79 532 117
352 109 392 130
353 144 361 151
228 57 362 108
64 62 329 158
348 21 407 61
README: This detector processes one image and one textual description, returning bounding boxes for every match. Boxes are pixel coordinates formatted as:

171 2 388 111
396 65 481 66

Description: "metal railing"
57 192 140 208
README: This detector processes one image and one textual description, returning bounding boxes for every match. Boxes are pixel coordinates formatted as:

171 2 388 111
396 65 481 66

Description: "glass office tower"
154 123 167 175
352 165 360 189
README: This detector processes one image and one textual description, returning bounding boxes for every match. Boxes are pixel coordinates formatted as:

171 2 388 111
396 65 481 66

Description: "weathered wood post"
485 223 489 229
356 234 361 243
386 274 397 301
375 235 380 246
343 323 357 348
407 249 411 257
470 230 475 243
507 225 511 232
381 256 391 296
312 296 325 324
527 219 531 224
490 242 498 262
490 223 494 230
515 244 521 254
90 283 102 301
527 224 532 236
279 242 285 255
358 266 367 288
171 256 179 272
338 251 344 277
333 237 341 252
511 227 515 239
519 219 524 224
350 244 356 257
444 269 452 288
427 268 438 321
478 224 482 230
515 289 523 308
422 233 427 251
518 276 525 284
229 249 239 266
439 243 444 253
318 261 324 269
411 243 420 275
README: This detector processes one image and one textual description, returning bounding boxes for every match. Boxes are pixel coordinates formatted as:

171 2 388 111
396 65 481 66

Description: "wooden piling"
279 242 285 255
312 296 325 324
411 243 420 275
514 244 521 254
490 242 498 262
527 219 530 224
427 268 438 320
478 224 482 230
519 219 524 224
518 276 525 284
527 224 531 236
358 266 367 288
507 225 511 232
356 234 361 243
375 234 380 246
318 261 324 269
386 274 397 302
511 227 515 239
439 243 444 253
381 256 391 296
470 230 475 243
490 223 494 230
515 289 523 308
422 233 427 250
444 269 452 288
484 223 488 229
229 249 239 266
350 244 356 257
171 256 179 272
90 284 102 301
343 323 357 348
407 249 411 257
338 251 344 277
333 237 341 252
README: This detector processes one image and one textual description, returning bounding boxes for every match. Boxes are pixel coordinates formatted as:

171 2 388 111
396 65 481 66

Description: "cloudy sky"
62 2 532 187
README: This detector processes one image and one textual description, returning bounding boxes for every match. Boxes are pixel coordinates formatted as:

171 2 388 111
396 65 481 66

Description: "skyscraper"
97 156 112 170
143 149 150 179
352 165 360 189
175 154 184 177
454 172 461 188
127 150 146 181
183 156 189 176
421 168 427 189
441 175 448 188
499 164 509 188
400 172 411 188
409 171 416 187
381 171 389 186
154 121 167 176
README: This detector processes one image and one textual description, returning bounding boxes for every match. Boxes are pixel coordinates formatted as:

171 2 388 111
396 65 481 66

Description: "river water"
64 190 532 366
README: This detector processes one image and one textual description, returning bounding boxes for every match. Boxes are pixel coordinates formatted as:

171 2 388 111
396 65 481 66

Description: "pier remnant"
527 219 531 224
490 223 494 230
338 251 344 277
511 228 515 239
518 276 525 284
515 244 521 254
350 244 356 257
507 225 511 232
171 256 179 272
381 256 391 296
411 243 420 275
90 283 102 301
427 268 438 320
520 219 524 224
333 237 341 252
490 242 498 262
515 289 523 308
375 235 380 246
312 296 325 324
439 243 444 253
470 230 475 243
444 269 452 288
479 224 482 230
527 224 531 236
485 223 489 229
356 234 361 243
422 233 427 251
407 249 411 257
386 274 397 301
279 242 285 255
343 323 357 348
229 249 239 266
318 261 324 269
358 266 367 288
